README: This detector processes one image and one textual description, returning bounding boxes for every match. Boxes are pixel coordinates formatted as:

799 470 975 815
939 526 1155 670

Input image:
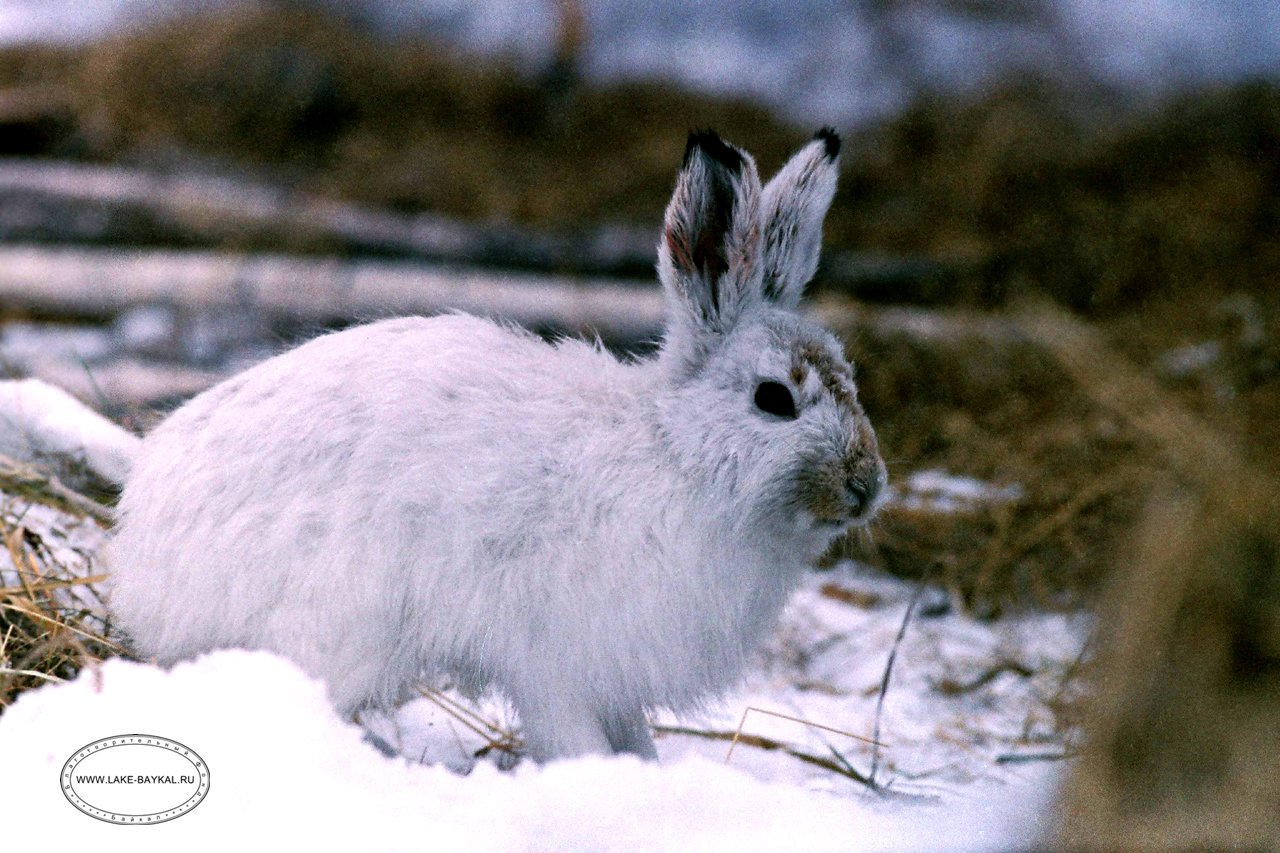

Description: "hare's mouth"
796 510 854 535
805 497 884 533
797 465 886 532
806 493 883 530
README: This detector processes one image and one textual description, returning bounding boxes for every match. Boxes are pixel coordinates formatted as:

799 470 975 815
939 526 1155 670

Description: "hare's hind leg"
515 699 613 762
603 709 658 760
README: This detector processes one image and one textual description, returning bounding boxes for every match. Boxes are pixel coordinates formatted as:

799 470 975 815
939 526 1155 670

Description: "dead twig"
724 705 886 763
414 685 522 757
819 583 883 608
932 660 1034 696
0 573 110 595
0 453 114 526
656 724 878 788
870 582 925 786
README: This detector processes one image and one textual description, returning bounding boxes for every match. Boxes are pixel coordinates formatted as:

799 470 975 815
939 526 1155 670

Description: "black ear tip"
814 126 841 159
684 129 744 174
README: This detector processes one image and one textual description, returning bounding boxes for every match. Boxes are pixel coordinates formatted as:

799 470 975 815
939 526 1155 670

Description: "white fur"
105 131 885 762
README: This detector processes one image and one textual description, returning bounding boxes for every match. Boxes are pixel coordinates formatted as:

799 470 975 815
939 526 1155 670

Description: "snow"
0 649 1064 851
0 378 139 486
888 470 1024 514
0 564 1080 850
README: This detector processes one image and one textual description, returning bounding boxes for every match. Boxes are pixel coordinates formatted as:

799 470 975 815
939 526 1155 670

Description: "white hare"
105 129 887 762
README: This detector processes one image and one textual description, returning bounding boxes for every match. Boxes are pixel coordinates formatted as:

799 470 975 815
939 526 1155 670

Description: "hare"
105 129 887 762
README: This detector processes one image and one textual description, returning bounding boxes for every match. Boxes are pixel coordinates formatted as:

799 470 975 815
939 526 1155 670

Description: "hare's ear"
658 131 764 370
759 128 841 310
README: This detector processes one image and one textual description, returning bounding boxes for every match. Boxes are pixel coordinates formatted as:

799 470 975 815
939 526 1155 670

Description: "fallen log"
0 158 961 296
0 244 1053 414
0 244 1031 348
0 244 665 343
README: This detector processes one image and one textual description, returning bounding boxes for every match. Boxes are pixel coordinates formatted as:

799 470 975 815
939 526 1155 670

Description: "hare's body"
110 314 802 755
107 130 886 761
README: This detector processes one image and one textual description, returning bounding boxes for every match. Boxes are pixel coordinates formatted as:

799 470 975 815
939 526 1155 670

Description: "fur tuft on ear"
683 129 745 173
658 130 763 374
759 128 841 310
814 126 841 159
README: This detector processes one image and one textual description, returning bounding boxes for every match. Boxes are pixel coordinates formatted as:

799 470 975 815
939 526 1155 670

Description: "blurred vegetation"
0 5 800 227
0 4 1275 320
840 81 1280 316
826 309 1151 613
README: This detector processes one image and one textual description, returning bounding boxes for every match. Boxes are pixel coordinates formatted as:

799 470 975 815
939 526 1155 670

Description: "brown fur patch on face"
794 341 859 413
849 417 879 460
790 339 886 521
797 462 849 521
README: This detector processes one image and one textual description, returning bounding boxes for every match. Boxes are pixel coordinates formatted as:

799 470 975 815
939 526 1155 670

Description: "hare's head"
655 129 886 549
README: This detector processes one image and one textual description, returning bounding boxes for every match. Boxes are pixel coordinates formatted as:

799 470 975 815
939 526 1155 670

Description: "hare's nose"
846 463 886 518
845 476 876 517
846 480 868 516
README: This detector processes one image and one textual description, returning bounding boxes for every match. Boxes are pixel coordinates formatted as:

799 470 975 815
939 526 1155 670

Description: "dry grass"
827 81 1280 312
815 262 1280 612
1018 305 1280 847
820 302 1154 612
0 475 120 710
0 453 115 526
414 685 524 761
655 723 880 790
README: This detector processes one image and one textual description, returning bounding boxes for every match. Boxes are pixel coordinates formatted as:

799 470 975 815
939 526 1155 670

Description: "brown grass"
0 485 120 711
818 302 1154 612
827 81 1280 316
1031 305 1280 847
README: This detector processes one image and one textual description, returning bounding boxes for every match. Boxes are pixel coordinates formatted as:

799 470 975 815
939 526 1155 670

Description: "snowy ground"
1 530 1087 850
1 647 1069 851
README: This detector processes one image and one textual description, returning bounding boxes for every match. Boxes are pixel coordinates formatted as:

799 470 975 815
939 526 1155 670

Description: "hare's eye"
754 382 797 419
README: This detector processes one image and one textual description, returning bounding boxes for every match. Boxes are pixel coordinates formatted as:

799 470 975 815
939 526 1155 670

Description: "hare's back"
126 313 553 508
107 313 574 674
114 311 642 571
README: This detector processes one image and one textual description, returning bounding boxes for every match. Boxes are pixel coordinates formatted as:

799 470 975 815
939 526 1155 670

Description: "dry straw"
1016 303 1280 848
0 466 118 710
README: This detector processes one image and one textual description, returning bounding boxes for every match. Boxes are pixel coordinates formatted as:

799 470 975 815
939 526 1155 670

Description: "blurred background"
0 2 1278 840
0 0 1275 601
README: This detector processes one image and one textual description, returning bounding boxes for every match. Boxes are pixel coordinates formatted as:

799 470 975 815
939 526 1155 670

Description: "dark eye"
754 381 797 419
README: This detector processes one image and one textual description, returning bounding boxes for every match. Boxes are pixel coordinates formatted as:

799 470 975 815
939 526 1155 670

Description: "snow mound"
0 650 1060 851
0 378 139 487
888 469 1024 513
